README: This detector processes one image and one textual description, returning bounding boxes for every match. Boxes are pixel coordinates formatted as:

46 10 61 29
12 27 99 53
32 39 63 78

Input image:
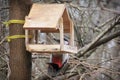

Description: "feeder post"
34 30 38 44
25 30 29 46
70 21 74 46
60 17 64 50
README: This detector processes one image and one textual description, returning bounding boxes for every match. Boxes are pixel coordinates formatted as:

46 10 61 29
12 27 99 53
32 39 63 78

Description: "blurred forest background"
0 0 120 80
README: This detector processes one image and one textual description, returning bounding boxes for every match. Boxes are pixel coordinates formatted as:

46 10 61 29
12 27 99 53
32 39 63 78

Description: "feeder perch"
23 4 77 54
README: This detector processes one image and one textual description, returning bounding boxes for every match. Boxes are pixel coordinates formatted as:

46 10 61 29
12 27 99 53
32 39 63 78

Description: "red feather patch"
52 56 62 68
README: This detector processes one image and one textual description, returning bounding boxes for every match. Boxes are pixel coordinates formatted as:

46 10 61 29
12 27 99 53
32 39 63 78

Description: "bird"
47 63 60 77
47 54 63 76
47 39 69 76
53 37 69 45
47 57 68 77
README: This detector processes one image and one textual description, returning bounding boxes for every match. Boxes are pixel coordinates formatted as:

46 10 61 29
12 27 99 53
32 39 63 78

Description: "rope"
3 20 25 27
7 35 32 42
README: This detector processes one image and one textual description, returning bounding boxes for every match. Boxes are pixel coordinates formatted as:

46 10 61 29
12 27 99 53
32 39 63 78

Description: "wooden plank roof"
23 4 72 33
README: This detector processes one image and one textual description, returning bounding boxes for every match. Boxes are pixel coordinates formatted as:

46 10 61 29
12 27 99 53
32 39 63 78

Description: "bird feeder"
23 4 77 54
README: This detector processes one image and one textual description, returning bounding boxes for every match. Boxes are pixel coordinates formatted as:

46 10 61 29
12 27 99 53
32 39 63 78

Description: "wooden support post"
59 18 64 50
38 30 41 44
35 30 38 44
25 30 29 46
32 30 37 44
70 21 74 46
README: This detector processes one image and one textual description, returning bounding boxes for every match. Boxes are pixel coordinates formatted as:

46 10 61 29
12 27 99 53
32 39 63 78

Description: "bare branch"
100 2 120 14
98 16 116 28
77 17 119 57
70 3 101 11
0 37 7 45
88 30 120 50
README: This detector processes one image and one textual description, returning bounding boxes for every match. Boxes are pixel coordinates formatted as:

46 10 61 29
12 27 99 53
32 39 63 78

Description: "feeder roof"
23 3 72 33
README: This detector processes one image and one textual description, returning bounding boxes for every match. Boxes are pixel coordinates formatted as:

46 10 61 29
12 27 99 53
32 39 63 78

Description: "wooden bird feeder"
23 4 77 54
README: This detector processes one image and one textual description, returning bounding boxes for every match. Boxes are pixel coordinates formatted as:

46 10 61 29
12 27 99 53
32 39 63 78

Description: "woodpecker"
48 54 69 76
48 38 69 76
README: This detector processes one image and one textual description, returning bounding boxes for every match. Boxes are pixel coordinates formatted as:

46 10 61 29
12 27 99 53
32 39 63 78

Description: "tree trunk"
9 0 32 80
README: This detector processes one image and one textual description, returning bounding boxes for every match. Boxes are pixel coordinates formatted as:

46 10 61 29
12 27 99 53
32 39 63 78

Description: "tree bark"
9 0 32 80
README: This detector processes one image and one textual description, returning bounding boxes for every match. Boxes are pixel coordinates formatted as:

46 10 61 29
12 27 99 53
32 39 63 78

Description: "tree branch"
77 17 120 57
100 2 120 14
88 30 120 51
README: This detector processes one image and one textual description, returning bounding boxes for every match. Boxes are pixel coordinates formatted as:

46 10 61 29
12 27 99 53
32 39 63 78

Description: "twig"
96 56 120 65
0 37 7 45
7 61 11 80
100 2 120 14
98 16 116 28
70 3 100 11
79 73 89 80
69 62 81 76
34 61 55 80
0 53 8 59
97 67 120 75
1 6 9 9
101 72 114 80
77 25 101 32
